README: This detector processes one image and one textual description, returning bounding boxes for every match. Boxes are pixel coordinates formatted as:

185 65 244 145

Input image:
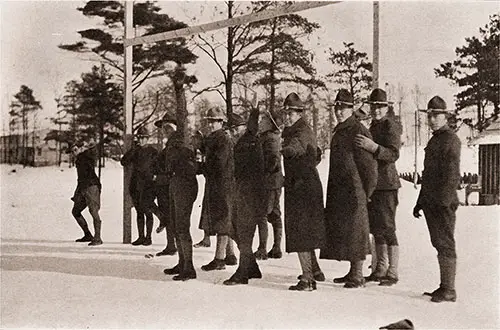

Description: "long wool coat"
282 118 325 253
320 115 378 262
233 109 267 245
200 129 235 236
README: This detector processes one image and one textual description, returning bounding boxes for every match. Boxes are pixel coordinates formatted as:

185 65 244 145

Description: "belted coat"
282 117 325 253
320 115 378 262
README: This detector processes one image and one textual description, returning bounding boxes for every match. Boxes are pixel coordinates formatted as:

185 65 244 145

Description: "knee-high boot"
431 256 457 302
344 260 365 288
173 239 196 281
366 244 388 281
380 245 399 286
268 220 283 259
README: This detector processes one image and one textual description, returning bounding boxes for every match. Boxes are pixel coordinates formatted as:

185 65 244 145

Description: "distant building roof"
469 117 500 146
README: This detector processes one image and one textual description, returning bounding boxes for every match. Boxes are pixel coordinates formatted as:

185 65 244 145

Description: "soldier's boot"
74 215 93 242
365 244 388 282
344 260 366 288
298 253 325 282
333 268 353 283
88 218 103 246
267 221 283 259
225 239 238 266
132 214 145 245
173 240 196 281
254 221 268 260
165 238 184 275
224 253 249 286
202 234 227 271
289 280 317 291
380 245 399 286
194 231 211 248
143 214 153 246
431 256 457 303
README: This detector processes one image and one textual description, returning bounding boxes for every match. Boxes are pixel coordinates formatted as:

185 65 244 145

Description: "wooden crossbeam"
124 1 340 46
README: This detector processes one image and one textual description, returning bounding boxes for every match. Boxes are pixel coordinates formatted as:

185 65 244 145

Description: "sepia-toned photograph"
1 1 499 329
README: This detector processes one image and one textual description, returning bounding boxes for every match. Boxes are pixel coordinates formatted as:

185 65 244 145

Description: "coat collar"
283 117 308 138
334 115 357 132
432 124 452 136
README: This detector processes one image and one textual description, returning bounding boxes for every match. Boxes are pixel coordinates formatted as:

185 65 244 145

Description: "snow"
1 156 499 329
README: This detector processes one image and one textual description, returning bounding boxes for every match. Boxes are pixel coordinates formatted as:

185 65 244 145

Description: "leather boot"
267 222 283 259
201 258 225 271
173 240 196 281
345 260 365 288
223 253 249 285
289 280 317 291
366 244 388 282
431 256 457 302
75 215 93 242
380 245 399 286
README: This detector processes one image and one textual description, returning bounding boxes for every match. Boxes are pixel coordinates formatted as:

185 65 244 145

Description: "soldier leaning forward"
223 107 266 286
199 107 236 271
71 139 103 246
414 96 461 303
121 126 158 246
162 131 199 281
282 92 325 292
355 88 402 286
320 89 378 289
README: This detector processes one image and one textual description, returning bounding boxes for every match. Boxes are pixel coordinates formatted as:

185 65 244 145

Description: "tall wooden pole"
373 1 379 89
123 1 133 244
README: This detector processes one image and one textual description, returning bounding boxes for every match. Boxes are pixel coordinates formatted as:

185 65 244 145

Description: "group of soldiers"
69 87 461 303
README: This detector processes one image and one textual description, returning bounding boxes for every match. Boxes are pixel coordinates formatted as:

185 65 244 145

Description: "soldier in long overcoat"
223 108 266 285
320 89 378 288
152 113 179 256
199 107 236 271
413 96 461 303
121 126 158 246
355 88 402 286
282 92 325 292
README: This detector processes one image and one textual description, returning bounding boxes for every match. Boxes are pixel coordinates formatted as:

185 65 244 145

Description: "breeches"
170 176 198 241
368 190 398 246
423 203 458 258
72 185 101 222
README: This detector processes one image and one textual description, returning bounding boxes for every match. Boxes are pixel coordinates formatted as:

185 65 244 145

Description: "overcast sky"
0 1 497 132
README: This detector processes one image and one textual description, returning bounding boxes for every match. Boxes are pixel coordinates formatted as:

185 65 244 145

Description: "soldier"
121 126 158 246
320 89 378 289
162 129 199 281
414 96 461 303
70 139 103 246
152 113 178 256
281 92 325 291
200 107 237 271
355 88 402 286
254 107 284 260
223 107 265 285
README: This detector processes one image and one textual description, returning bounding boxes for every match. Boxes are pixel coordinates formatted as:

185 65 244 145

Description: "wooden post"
373 1 379 89
123 0 133 244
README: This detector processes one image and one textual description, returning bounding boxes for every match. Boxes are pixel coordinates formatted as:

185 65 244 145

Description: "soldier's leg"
164 190 182 275
267 189 283 259
144 211 153 246
254 216 268 260
289 252 316 291
344 260 366 288
201 234 228 271
225 238 237 265
425 204 457 302
367 191 389 281
71 192 93 241
132 209 145 245
156 186 177 256
85 185 103 246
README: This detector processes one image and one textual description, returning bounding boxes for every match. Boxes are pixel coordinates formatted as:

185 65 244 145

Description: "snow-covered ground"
1 152 498 329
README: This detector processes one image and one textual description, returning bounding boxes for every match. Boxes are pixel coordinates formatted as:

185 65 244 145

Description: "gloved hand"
355 134 379 153
413 204 422 219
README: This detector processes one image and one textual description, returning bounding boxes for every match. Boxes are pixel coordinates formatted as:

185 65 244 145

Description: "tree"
59 1 198 130
9 85 42 166
326 42 373 103
65 65 123 176
435 14 499 131
238 1 324 112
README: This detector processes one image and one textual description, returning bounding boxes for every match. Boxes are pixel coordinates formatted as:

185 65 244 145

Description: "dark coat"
121 144 159 210
260 130 284 190
200 129 235 235
370 116 402 190
282 118 325 253
417 125 461 207
233 110 267 244
75 148 100 191
321 115 378 262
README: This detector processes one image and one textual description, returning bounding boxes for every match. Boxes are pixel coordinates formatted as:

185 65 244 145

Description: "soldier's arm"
374 120 401 163
262 135 281 173
441 134 461 194
354 129 378 198
213 134 233 177
281 136 306 159
120 146 137 166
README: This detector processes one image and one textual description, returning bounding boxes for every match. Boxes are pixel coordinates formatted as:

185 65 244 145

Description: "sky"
0 1 497 133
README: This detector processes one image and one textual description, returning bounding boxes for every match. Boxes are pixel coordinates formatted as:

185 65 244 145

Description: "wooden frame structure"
122 1 378 242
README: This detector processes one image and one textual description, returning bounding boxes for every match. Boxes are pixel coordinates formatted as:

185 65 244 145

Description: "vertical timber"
123 1 133 244
373 1 379 89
